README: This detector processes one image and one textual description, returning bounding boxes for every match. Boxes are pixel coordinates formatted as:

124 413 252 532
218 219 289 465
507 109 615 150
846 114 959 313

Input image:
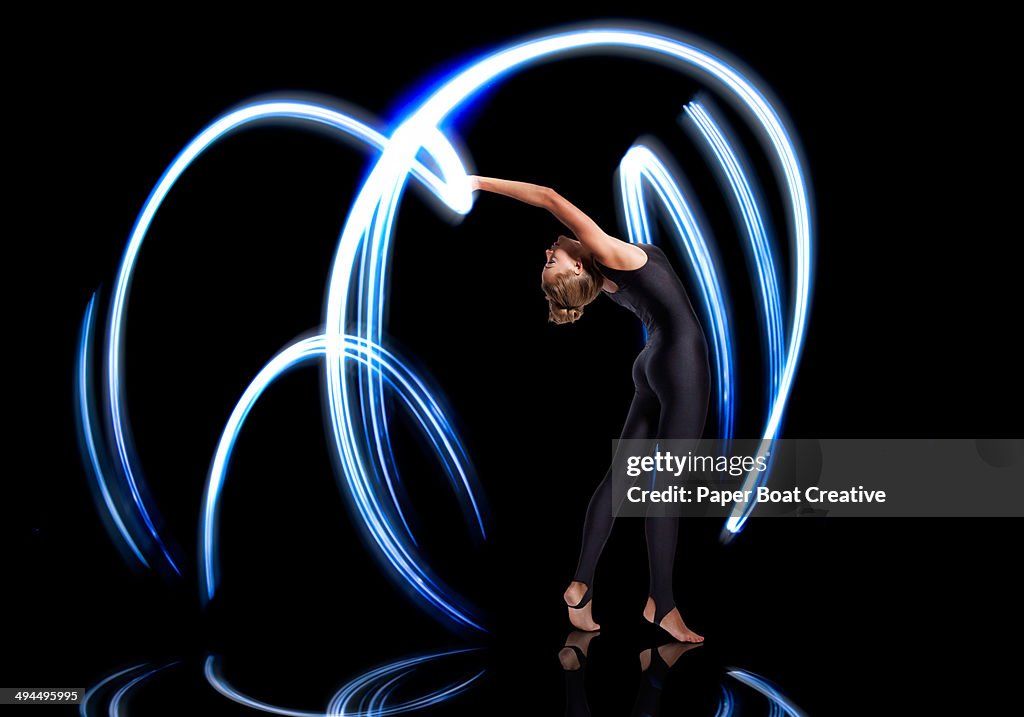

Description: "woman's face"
542 235 584 285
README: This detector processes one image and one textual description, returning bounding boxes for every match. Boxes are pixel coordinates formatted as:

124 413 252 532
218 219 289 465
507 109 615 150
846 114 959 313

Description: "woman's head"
541 235 605 325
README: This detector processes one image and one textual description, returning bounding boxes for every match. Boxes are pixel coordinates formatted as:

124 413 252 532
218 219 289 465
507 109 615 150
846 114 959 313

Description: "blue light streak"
683 99 784 406
322 23 813 547
75 293 149 569
82 21 813 623
682 98 788 497
81 98 485 627
199 332 486 631
616 142 735 442
91 100 472 579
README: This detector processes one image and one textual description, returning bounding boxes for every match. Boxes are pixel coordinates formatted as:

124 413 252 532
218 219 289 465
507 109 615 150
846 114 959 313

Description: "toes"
558 648 580 671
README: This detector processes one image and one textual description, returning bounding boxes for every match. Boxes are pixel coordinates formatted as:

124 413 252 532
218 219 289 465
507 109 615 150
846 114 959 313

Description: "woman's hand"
469 175 482 191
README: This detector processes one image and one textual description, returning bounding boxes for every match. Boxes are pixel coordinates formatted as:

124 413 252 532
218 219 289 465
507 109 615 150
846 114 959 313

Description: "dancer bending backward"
471 176 710 643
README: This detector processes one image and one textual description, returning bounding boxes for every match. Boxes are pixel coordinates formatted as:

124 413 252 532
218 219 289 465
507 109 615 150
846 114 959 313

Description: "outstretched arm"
470 176 551 208
470 175 629 265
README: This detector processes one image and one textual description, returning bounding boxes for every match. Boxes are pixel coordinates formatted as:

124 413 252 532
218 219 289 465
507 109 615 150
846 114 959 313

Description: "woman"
470 175 710 643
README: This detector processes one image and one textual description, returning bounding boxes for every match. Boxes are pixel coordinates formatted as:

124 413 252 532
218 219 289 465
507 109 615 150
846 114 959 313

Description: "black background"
8 5 1020 715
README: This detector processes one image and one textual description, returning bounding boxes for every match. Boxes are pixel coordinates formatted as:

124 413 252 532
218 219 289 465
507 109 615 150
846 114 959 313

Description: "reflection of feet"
643 597 704 643
564 581 600 631
639 641 703 671
558 630 600 671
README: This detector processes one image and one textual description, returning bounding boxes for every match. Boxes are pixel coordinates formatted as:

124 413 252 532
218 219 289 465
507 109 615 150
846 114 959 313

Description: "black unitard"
572 242 710 624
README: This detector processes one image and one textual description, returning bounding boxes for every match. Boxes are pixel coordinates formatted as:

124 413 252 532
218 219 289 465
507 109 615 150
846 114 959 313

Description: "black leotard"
572 243 710 625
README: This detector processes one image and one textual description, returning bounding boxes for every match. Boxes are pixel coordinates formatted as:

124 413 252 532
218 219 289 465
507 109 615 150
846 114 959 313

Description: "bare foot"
639 641 702 671
643 597 704 643
564 581 600 631
558 629 600 670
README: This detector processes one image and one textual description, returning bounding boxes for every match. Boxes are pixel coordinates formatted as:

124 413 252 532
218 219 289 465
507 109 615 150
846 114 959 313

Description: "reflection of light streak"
713 683 736 717
80 663 148 717
80 661 181 717
204 649 483 716
617 143 734 442
729 668 809 717
200 333 486 631
327 648 484 716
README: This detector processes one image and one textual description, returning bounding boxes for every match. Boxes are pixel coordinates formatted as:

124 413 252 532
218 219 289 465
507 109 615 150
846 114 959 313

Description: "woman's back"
595 243 706 346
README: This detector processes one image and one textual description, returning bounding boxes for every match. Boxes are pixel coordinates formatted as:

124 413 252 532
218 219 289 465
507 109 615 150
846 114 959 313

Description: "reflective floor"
12 517 1019 715
74 634 807 716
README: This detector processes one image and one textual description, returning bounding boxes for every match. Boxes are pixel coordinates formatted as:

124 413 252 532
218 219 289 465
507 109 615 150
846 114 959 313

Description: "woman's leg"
643 339 710 637
570 387 660 603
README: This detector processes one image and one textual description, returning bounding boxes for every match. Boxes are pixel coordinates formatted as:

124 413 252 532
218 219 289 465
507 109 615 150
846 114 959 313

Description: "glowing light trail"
80 23 813 624
617 142 735 441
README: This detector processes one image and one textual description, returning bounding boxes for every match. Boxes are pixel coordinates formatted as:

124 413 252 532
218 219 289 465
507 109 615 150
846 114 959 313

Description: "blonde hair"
542 257 605 325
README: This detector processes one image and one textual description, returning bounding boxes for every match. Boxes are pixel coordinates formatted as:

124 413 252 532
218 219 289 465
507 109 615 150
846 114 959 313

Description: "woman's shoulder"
597 242 655 274
637 243 671 268
631 242 665 264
